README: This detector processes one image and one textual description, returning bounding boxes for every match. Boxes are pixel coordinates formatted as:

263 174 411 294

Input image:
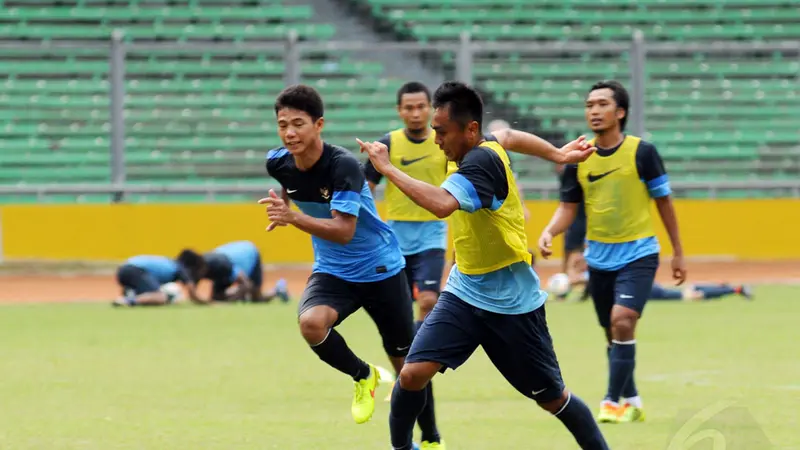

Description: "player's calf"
548 390 610 450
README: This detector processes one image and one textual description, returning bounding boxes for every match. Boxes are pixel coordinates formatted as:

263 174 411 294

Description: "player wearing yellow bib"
365 82 448 326
539 81 687 424
363 82 446 449
359 81 609 450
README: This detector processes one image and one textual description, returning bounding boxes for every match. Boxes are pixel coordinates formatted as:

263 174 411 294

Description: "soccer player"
364 82 447 329
362 82 446 441
260 85 443 447
203 240 289 303
113 250 207 306
359 81 609 450
538 80 687 424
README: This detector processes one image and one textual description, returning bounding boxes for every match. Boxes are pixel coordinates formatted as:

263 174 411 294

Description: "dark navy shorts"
588 253 659 328
298 271 415 358
116 264 160 295
406 291 565 403
404 248 446 295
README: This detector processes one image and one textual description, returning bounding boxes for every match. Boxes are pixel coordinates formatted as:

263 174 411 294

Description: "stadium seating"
356 0 800 190
0 0 403 202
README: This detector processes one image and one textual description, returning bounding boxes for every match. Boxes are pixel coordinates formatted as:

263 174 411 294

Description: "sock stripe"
611 339 636 345
310 329 332 347
554 392 572 416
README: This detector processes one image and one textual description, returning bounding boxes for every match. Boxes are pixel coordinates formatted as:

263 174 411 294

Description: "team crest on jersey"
320 187 330 200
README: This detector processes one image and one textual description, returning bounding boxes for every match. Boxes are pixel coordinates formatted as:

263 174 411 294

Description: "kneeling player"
202 240 289 303
114 250 207 307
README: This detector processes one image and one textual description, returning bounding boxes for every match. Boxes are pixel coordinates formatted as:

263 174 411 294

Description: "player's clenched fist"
356 138 392 175
538 231 554 259
257 189 294 231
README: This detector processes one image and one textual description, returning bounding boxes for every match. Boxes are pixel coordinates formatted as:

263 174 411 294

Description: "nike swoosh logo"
532 388 548 395
286 189 297 194
400 155 431 166
587 168 620 183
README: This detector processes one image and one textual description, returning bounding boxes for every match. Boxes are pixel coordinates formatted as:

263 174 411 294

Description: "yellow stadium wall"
1 199 798 262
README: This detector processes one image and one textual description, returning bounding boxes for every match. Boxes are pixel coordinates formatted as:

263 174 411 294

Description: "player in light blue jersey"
260 84 442 445
114 250 207 307
203 240 288 303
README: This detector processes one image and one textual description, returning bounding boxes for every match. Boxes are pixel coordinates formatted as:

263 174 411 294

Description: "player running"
364 81 447 330
362 82 446 438
359 81 609 450
260 85 443 447
538 80 687 424
113 250 207 306
202 240 288 303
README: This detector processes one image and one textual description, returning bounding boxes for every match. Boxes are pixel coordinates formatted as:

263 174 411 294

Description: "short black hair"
274 84 324 122
432 81 483 129
396 81 431 105
588 80 630 131
177 249 206 282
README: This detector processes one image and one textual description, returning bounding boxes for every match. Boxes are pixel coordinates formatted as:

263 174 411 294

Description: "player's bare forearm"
383 166 459 218
544 202 579 237
186 284 210 305
290 210 357 245
491 129 569 164
655 196 683 256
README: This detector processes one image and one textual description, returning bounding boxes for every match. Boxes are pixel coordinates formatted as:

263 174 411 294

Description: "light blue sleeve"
331 190 361 217
646 174 671 198
441 173 481 213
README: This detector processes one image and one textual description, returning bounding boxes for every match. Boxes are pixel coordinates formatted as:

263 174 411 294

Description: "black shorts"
211 254 263 300
406 291 565 403
299 271 415 358
589 253 659 328
404 248 446 295
117 264 161 295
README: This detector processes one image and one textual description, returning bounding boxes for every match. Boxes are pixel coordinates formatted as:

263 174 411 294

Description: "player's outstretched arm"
258 190 357 245
358 139 459 218
489 128 595 164
655 195 686 284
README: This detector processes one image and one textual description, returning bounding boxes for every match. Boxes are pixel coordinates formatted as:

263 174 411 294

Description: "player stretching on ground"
113 250 207 306
360 81 609 450
539 80 687 424
202 240 288 303
260 85 443 446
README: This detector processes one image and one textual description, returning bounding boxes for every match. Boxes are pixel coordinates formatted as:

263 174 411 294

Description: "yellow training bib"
385 129 449 222
450 141 531 275
577 135 656 243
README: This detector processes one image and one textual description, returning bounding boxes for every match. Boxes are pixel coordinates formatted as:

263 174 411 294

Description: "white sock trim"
310 329 332 347
611 339 636 345
554 392 572 416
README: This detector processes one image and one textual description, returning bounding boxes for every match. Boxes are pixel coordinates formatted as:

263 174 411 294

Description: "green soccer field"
0 286 797 449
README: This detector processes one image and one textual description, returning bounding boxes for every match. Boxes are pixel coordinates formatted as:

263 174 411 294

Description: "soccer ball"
546 273 571 296
160 282 185 303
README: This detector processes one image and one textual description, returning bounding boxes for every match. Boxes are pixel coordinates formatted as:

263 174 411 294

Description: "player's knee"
610 311 637 340
416 291 438 317
397 363 433 391
298 307 337 344
536 389 570 414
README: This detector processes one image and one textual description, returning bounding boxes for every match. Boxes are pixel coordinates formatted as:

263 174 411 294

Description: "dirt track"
0 260 797 303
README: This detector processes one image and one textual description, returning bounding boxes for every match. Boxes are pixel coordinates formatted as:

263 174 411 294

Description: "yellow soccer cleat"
618 403 646 423
596 402 622 424
352 365 380 424
421 440 446 449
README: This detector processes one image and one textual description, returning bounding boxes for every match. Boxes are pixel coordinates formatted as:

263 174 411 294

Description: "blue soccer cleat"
274 278 289 303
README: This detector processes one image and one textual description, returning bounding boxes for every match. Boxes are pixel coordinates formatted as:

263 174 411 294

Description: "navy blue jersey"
266 143 405 282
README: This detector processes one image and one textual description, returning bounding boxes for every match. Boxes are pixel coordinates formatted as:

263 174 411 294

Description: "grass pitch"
0 285 797 449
